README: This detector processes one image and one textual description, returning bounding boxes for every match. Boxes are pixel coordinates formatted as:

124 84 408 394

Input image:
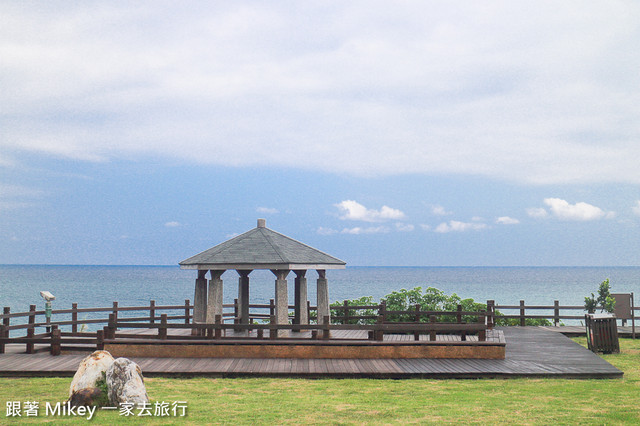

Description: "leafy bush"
493 315 552 326
94 371 112 407
584 278 615 314
382 287 486 323
329 286 553 326
330 296 377 325
330 287 487 324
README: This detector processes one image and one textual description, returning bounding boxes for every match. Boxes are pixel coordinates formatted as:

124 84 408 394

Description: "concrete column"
317 269 330 324
193 270 208 335
272 269 290 337
293 270 308 331
237 270 251 326
206 270 225 323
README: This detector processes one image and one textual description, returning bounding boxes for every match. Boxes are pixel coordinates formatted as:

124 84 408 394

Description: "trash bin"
585 313 619 354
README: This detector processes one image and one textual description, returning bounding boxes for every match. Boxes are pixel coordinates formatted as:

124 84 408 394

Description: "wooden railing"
327 300 492 326
490 300 637 326
97 312 488 348
0 300 490 355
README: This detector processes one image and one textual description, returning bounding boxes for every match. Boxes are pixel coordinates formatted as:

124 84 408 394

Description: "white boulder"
69 350 114 397
106 358 149 406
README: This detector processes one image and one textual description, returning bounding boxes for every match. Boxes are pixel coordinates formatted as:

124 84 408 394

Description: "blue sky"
1 1 639 266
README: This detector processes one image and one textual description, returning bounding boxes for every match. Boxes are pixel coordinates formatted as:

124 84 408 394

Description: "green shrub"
584 278 615 314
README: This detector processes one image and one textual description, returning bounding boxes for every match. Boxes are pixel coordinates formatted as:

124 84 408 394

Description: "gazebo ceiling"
179 219 346 271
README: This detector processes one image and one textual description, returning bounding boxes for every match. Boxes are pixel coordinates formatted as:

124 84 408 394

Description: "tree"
584 278 615 314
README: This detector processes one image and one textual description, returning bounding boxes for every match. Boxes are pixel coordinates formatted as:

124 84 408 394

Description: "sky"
1 1 639 266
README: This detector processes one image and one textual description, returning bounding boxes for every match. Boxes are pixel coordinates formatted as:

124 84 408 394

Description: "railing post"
269 299 275 318
150 300 156 324
414 304 421 340
376 315 384 341
159 314 168 340
307 300 311 323
457 304 463 324
72 303 78 334
107 314 116 339
112 301 118 324
520 300 526 327
2 307 9 331
0 325 5 354
554 300 560 327
96 329 104 350
270 315 277 340
184 299 191 324
478 311 486 341
27 304 36 354
1 307 9 354
344 300 350 324
429 315 436 341
50 325 61 356
322 316 330 340
486 300 495 329
215 314 222 339
379 300 387 322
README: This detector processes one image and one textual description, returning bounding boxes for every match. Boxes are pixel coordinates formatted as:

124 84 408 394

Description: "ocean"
1 265 639 320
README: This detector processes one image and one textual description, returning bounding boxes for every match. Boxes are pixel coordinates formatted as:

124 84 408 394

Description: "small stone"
69 387 103 407
69 350 114 398
106 358 149 406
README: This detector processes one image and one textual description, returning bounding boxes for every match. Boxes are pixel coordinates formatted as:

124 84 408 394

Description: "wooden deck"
540 325 636 338
0 327 622 378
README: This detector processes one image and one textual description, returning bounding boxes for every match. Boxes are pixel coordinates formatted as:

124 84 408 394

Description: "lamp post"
40 291 55 332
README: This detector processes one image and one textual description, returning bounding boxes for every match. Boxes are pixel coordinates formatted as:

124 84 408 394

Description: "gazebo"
179 219 346 334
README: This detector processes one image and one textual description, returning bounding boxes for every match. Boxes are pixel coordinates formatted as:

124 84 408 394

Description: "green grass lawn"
2 338 640 425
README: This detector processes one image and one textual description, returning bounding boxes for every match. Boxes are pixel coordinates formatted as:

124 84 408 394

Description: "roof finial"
257 218 266 228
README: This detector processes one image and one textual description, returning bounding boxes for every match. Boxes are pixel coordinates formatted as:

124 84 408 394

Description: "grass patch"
2 338 640 424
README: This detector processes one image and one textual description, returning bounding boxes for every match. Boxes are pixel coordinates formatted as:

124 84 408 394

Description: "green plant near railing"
382 287 486 323
493 313 552 326
330 296 377 325
584 278 615 314
330 287 488 324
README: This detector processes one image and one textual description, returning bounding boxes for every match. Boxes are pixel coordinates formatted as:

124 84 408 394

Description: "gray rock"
68 350 114 398
106 358 149 406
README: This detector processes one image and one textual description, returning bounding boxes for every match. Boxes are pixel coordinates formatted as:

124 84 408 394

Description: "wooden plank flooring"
539 325 636 338
0 327 621 378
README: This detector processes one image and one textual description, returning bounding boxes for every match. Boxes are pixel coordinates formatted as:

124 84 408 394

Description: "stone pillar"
317 269 330 325
237 270 252 329
193 270 208 335
272 269 290 337
206 270 225 323
293 270 308 331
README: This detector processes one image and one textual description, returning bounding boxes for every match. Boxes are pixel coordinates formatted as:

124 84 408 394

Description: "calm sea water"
1 265 639 318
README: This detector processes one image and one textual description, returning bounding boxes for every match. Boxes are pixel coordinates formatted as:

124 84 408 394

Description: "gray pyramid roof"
179 219 346 271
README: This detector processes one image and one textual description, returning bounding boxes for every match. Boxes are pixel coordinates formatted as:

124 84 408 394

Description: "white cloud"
543 198 614 221
341 226 390 235
632 201 640 216
419 224 431 231
0 184 43 210
434 220 488 233
395 223 415 232
496 216 520 225
431 205 452 216
256 207 279 214
164 221 182 227
336 200 405 222
2 3 640 185
527 207 549 219
316 227 338 235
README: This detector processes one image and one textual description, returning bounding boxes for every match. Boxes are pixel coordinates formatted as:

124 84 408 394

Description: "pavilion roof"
179 219 346 271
